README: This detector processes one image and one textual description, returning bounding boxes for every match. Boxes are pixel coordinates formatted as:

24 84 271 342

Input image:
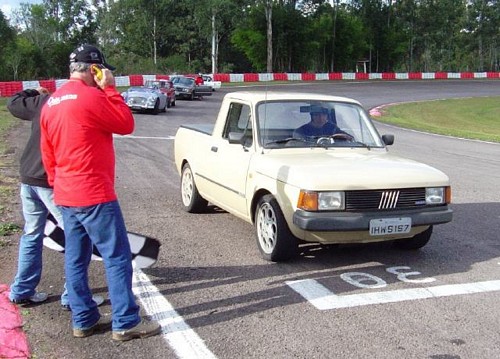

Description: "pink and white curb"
0 284 30 359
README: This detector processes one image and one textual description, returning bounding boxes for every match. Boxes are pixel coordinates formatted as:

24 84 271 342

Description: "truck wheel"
181 163 207 213
190 92 195 101
393 226 433 250
255 194 298 262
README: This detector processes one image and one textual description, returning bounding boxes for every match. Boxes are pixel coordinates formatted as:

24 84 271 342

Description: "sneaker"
61 294 106 311
112 318 162 342
11 292 48 304
73 317 112 338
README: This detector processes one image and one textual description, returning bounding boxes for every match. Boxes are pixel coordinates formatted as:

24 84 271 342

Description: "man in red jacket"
195 73 204 85
40 44 160 341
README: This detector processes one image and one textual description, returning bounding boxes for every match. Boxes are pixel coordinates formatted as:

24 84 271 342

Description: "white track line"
287 279 500 310
133 269 217 359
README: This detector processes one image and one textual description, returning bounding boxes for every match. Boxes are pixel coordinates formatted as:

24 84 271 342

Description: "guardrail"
0 72 498 97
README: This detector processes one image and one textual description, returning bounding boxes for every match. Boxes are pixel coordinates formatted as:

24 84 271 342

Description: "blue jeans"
59 200 140 331
60 283 69 306
9 184 64 301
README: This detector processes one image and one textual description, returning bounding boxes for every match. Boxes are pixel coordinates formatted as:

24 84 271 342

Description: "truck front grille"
345 188 427 211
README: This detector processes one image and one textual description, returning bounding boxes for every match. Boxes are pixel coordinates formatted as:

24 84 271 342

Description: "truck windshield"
256 100 384 149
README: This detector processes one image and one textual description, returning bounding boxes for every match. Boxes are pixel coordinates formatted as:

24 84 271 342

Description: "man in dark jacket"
7 88 57 304
7 88 103 310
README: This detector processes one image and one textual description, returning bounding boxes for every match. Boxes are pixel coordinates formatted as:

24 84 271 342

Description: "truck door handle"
211 146 218 152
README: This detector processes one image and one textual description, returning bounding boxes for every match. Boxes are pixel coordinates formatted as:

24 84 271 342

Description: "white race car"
121 86 168 115
202 74 222 91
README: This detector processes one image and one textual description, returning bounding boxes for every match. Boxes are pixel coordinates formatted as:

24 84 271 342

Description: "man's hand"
94 68 116 89
36 87 50 95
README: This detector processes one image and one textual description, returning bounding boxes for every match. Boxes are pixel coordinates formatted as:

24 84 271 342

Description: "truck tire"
255 194 298 262
393 226 433 250
181 163 207 213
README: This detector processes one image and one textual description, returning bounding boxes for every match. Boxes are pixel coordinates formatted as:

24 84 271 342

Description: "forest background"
0 0 498 82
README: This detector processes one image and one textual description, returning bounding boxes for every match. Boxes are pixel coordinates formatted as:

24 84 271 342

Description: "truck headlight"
298 190 345 211
425 187 450 204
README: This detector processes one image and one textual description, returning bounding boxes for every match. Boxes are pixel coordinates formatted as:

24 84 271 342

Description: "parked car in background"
202 75 222 91
121 86 168 115
172 76 213 100
145 79 176 108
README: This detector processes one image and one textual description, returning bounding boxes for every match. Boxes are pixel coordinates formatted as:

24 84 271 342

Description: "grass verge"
373 96 500 143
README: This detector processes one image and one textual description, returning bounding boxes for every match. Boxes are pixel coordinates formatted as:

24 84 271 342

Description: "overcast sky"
1 0 41 19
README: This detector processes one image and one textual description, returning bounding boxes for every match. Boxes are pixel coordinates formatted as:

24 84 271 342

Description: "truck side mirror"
382 134 394 146
228 132 245 144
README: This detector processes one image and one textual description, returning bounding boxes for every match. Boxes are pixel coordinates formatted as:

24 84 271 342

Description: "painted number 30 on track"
287 266 500 310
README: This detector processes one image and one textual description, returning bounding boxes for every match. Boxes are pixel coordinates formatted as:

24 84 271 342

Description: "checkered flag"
43 213 161 269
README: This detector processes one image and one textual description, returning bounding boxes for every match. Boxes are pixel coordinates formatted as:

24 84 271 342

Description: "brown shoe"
73 317 112 338
112 318 161 341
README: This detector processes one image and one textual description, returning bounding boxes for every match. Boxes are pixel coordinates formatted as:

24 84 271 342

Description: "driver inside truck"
293 105 350 139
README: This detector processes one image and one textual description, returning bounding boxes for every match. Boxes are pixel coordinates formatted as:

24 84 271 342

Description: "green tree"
7 1 98 79
43 0 98 43
0 10 16 79
465 0 500 71
231 4 267 71
0 0 497 80
192 0 249 73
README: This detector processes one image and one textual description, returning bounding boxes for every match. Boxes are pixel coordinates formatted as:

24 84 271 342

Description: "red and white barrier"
0 71 498 97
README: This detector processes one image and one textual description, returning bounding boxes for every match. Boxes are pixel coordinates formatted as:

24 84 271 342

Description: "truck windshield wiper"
309 135 372 149
265 137 309 146
350 141 372 149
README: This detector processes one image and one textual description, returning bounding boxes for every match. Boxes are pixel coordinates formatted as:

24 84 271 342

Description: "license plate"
369 217 411 236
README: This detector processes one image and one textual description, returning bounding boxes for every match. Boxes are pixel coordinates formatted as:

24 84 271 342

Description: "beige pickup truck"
174 91 453 261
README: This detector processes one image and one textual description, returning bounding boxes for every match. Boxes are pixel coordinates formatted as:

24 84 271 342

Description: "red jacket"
40 79 134 206
195 76 204 85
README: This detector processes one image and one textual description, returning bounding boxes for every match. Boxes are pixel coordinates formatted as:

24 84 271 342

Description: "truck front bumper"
293 206 453 231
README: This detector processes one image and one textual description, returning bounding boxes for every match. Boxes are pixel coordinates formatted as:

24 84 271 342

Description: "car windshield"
256 100 384 148
146 81 164 88
129 87 147 92
176 77 194 86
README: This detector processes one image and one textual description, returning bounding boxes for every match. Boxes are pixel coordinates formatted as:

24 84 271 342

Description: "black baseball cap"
69 44 116 71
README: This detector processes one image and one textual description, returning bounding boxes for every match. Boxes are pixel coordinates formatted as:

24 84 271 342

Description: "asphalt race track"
5 80 500 358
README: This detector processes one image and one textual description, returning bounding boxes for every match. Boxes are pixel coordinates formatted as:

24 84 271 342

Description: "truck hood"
255 149 450 190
